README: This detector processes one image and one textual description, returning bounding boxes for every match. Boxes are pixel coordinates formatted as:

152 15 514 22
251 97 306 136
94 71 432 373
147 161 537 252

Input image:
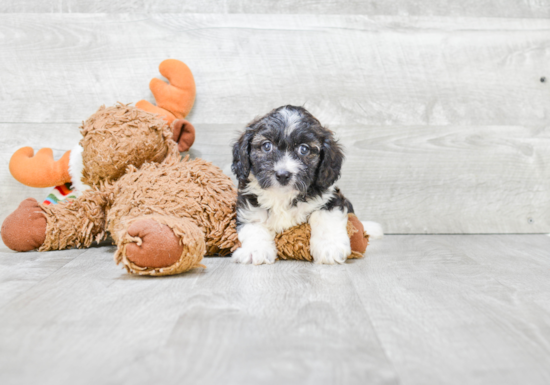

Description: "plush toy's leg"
1 198 47 251
1 190 107 252
274 213 369 262
39 190 107 251
114 216 206 276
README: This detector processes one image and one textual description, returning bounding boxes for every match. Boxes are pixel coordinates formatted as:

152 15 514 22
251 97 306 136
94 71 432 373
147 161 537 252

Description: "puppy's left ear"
315 131 344 190
231 128 255 188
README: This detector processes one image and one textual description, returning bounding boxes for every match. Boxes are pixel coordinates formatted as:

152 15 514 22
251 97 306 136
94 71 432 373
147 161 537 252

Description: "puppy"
231 105 356 265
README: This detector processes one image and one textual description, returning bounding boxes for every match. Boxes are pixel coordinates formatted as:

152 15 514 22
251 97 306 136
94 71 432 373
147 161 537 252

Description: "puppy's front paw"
232 242 277 265
310 233 351 265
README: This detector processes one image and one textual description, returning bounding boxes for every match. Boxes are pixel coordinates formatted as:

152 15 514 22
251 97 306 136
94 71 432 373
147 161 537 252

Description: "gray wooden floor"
1 235 550 385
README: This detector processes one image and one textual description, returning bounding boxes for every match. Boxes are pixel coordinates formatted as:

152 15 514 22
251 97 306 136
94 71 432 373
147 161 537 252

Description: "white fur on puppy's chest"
241 176 335 233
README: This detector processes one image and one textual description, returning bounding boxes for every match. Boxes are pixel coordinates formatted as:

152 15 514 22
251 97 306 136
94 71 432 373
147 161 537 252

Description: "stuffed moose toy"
1 59 369 276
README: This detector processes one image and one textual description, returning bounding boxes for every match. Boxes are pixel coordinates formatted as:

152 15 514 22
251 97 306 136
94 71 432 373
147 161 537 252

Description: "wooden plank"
1 14 548 234
0 246 86 309
0 14 548 127
445 235 550 307
1 0 550 19
336 124 550 234
346 234 550 385
0 246 398 385
1 235 550 384
2 123 548 234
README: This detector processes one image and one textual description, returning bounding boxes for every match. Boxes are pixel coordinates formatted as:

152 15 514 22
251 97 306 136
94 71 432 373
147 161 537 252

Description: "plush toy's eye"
298 144 310 155
262 142 273 152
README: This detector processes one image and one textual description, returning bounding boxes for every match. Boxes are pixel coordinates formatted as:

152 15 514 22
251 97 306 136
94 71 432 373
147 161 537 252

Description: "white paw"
232 243 277 265
310 233 351 265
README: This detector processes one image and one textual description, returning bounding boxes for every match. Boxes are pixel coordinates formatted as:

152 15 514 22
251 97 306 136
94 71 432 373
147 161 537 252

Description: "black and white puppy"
231 105 355 265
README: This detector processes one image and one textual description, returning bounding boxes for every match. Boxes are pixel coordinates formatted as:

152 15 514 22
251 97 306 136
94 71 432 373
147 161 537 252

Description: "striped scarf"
43 183 80 205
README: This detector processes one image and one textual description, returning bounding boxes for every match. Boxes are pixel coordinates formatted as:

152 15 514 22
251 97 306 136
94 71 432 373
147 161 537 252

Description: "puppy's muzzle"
275 170 291 186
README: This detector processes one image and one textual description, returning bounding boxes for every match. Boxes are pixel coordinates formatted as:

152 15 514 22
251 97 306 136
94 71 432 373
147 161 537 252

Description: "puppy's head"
232 105 344 196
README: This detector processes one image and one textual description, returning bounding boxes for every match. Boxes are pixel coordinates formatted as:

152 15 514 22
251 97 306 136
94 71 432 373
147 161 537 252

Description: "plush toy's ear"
231 129 255 187
9 147 72 188
171 119 196 152
314 131 344 190
136 59 196 124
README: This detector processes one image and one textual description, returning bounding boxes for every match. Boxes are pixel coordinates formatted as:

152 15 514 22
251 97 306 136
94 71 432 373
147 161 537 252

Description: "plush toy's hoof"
348 214 368 254
125 219 183 268
1 198 47 252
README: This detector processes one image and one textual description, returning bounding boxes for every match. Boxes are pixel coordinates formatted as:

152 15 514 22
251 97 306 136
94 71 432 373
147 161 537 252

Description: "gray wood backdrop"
0 1 549 234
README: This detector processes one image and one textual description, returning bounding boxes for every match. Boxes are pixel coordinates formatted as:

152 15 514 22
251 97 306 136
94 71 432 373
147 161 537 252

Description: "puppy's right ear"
232 128 255 187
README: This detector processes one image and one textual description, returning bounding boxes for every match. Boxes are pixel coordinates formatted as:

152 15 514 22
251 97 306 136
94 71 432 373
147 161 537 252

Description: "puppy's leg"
309 208 351 264
232 223 277 265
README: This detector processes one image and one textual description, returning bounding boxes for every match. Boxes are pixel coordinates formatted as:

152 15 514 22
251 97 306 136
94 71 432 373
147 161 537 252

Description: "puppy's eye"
298 144 310 155
262 142 273 152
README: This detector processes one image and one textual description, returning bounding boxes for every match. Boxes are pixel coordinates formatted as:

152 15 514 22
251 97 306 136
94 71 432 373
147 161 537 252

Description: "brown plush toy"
2 104 239 276
1 60 369 276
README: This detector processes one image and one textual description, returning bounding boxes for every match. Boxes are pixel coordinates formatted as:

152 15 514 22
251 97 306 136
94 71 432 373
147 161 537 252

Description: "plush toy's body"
45 156 238 276
1 60 369 276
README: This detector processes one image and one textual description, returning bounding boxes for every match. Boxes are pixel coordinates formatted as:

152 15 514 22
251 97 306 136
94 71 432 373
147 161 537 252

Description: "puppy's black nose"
275 170 291 185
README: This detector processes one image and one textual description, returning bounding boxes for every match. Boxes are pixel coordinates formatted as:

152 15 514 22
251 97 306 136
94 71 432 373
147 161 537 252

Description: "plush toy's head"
78 104 178 188
9 105 185 192
9 59 196 192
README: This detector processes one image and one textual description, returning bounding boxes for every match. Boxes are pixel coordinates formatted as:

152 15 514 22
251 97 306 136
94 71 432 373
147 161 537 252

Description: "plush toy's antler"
136 59 196 125
136 59 197 152
9 147 71 188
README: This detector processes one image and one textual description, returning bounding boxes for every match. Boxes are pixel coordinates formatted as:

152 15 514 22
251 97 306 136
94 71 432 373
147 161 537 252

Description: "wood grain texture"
1 0 550 18
1 235 550 384
0 247 86 309
191 123 550 234
0 244 398 385
0 14 548 234
346 235 550 385
0 14 548 127
1 123 548 234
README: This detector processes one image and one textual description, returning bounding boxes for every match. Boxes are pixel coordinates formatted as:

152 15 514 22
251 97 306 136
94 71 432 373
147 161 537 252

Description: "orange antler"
136 59 196 125
9 147 71 188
